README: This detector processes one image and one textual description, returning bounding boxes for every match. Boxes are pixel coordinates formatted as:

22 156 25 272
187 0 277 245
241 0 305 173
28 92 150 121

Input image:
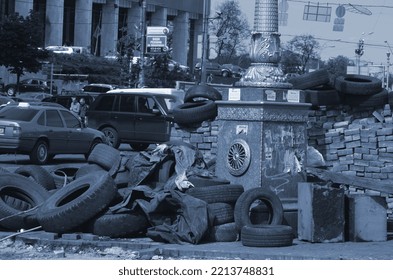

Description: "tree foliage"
325 55 349 83
281 35 320 74
0 11 48 81
210 0 250 64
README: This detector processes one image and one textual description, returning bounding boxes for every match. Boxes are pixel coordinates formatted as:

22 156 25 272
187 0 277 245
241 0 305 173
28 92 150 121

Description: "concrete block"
298 182 345 243
346 194 387 242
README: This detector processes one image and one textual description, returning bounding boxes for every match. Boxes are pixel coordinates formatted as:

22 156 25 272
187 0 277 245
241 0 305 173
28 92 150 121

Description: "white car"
45 46 73 54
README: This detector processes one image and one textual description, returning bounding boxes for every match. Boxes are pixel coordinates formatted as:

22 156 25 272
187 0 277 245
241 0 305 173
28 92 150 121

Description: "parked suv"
81 83 121 98
86 88 184 150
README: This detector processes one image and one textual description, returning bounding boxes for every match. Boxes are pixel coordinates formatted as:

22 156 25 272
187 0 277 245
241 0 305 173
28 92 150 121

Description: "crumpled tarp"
111 141 212 244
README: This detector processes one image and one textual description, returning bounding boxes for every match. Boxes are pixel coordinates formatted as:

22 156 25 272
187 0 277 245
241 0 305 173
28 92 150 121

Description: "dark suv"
86 88 183 150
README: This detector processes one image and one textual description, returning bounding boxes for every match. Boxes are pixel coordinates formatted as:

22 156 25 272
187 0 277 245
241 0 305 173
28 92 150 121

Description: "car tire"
173 100 217 125
343 88 388 108
85 139 103 159
87 143 121 172
130 143 150 151
185 184 244 204
288 69 330 90
101 127 119 148
241 225 294 247
30 140 49 165
206 222 238 242
0 167 10 174
14 165 56 191
74 164 105 179
183 85 222 103
304 88 343 107
208 203 234 226
334 74 383 95
0 174 50 230
222 70 230 78
47 164 79 189
87 210 149 238
234 188 284 233
36 171 117 233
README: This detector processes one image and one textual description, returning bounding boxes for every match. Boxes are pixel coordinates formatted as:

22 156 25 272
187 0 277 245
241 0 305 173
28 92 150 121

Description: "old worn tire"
208 203 234 226
206 222 238 242
173 100 217 125
47 164 79 188
87 210 149 238
74 164 105 179
0 167 10 174
184 85 222 103
334 74 382 95
36 171 117 233
88 143 121 172
287 69 330 90
188 175 230 187
343 88 388 108
14 165 56 191
0 174 50 230
234 188 283 232
186 184 244 204
241 225 294 247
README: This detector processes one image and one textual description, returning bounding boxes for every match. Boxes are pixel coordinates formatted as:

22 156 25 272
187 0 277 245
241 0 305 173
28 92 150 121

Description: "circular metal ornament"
226 139 251 176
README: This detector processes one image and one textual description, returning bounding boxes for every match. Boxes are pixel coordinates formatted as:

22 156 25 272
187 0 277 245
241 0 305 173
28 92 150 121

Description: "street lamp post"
355 39 364 75
200 0 211 84
387 52 391 90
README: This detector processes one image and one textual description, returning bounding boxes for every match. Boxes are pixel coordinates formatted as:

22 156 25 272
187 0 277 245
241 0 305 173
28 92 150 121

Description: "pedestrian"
79 97 89 127
70 96 80 115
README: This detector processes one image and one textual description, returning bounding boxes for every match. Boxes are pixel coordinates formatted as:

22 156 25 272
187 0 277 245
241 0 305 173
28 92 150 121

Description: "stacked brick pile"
170 120 219 163
308 104 393 179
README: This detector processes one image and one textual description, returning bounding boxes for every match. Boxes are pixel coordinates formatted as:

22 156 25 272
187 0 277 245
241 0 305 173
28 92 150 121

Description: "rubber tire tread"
173 100 217 125
0 167 10 174
0 174 50 230
185 184 244 204
184 86 222 103
287 69 330 90
14 165 56 191
75 164 105 179
88 210 149 237
206 222 238 242
188 175 230 188
234 188 283 232
47 164 80 189
241 225 294 247
36 171 117 233
343 88 388 108
208 203 234 226
334 74 382 95
87 143 121 171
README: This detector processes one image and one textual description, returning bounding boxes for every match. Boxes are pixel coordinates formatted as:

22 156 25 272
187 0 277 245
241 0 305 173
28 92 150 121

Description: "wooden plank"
306 167 393 195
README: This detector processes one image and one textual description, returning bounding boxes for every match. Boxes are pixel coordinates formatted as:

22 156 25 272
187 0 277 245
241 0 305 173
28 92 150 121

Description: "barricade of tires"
173 84 221 126
0 143 294 247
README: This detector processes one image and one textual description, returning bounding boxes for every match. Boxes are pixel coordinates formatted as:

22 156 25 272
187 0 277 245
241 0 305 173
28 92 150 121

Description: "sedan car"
0 102 106 164
4 78 57 97
221 64 244 78
194 61 222 76
17 92 53 102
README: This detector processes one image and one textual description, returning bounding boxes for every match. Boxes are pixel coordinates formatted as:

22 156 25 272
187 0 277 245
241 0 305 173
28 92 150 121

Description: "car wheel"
130 143 149 151
30 140 49 165
6 86 16 97
101 127 119 148
222 70 230 78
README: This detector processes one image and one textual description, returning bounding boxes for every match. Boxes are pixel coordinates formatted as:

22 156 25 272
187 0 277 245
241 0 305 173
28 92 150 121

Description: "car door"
134 96 170 142
113 94 136 140
59 109 89 154
44 109 68 153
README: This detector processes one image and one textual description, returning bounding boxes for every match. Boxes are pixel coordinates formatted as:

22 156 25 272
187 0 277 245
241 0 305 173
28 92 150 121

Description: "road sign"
146 35 167 54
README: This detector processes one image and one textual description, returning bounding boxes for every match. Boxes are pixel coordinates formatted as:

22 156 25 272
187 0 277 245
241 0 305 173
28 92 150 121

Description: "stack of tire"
173 84 222 126
234 188 294 247
287 69 342 108
184 175 245 242
333 74 388 109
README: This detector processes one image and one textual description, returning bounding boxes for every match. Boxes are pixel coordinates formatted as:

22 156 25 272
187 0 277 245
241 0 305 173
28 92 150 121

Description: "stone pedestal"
298 182 345 243
346 194 387 242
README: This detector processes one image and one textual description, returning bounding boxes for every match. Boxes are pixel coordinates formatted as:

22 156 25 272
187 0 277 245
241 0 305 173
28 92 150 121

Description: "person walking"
70 97 80 115
79 97 89 127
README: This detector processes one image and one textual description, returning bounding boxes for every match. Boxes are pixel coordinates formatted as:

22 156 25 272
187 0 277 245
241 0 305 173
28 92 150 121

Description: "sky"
210 0 393 65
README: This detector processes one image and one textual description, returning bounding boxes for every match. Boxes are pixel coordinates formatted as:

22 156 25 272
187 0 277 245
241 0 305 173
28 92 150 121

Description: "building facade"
0 0 205 68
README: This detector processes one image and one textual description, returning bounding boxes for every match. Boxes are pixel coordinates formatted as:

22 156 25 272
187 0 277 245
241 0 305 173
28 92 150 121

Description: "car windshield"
0 107 38 121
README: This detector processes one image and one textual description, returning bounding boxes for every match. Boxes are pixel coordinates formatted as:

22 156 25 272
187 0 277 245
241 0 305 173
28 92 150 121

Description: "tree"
282 35 320 74
325 55 349 84
210 0 250 64
0 11 48 89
